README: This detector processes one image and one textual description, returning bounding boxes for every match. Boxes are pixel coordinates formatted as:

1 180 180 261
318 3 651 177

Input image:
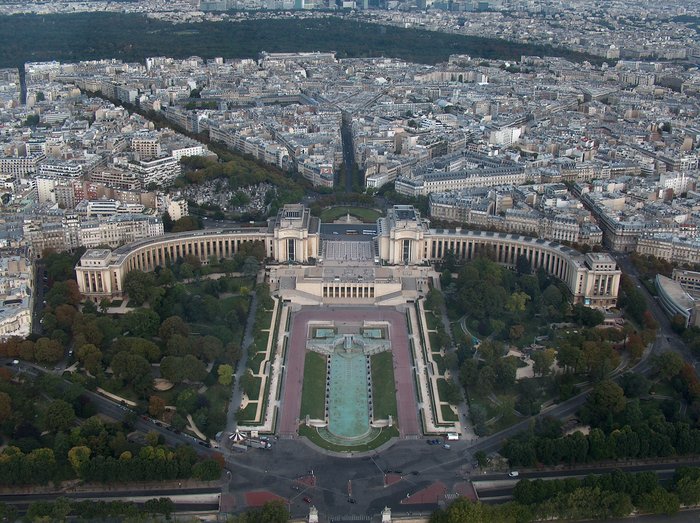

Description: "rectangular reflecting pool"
327 350 370 440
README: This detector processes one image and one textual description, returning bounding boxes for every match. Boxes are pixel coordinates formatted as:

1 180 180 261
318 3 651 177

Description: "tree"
671 314 687 334
572 304 604 327
0 502 16 522
654 352 684 381
226 342 242 363
642 310 659 331
676 476 700 506
516 254 532 275
55 303 78 329
494 358 517 390
474 450 488 469
160 356 185 383
162 211 174 233
199 336 223 362
112 337 161 362
76 344 103 374
242 256 259 279
557 344 582 372
122 308 160 338
532 349 555 376
18 339 35 361
68 446 91 475
171 216 202 233
619 372 651 398
44 400 76 432
637 487 679 515
253 500 290 523
425 288 445 311
0 392 11 423
110 352 152 395
443 379 463 405
509 323 525 341
122 270 156 306
144 497 174 517
476 366 496 394
34 337 64 364
192 459 221 480
626 332 645 360
582 381 626 427
218 364 234 386
46 280 81 307
148 396 166 418
158 315 189 341
167 334 191 357
506 291 530 314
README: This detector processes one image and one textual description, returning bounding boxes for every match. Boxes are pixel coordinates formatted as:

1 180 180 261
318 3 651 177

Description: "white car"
508 471 519 478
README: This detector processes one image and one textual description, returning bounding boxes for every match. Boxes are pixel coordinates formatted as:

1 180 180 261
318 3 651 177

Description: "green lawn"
441 404 458 422
204 383 230 418
300 351 327 420
489 411 519 433
371 352 398 420
319 206 382 223
247 352 265 374
236 403 258 423
254 309 274 331
189 322 236 344
428 332 442 352
98 378 139 402
468 395 499 418
220 294 250 312
154 383 186 406
424 311 440 331
244 376 262 401
432 353 446 375
451 324 468 346
299 424 398 452
436 378 450 401
650 381 680 399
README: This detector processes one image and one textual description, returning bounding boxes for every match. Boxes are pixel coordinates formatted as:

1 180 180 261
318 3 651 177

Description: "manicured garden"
299 424 399 453
299 351 327 420
319 206 382 223
370 351 398 420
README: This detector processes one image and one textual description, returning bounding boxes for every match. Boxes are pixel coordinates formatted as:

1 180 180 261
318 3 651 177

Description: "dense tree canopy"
0 14 602 69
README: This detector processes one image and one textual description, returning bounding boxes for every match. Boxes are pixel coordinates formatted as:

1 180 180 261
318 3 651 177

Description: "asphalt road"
227 290 258 433
31 262 46 335
223 438 473 518
613 253 697 373
340 112 356 192
1 359 215 452
14 250 700 520
215 251 699 519
0 486 219 504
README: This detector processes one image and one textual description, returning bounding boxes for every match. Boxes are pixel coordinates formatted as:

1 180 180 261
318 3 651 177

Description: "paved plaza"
279 306 421 439
323 240 374 262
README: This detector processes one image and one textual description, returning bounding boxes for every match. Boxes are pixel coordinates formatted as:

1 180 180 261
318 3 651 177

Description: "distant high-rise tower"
294 0 305 8
362 0 368 9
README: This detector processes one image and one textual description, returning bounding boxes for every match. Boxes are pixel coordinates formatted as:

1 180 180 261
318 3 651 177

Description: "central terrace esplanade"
76 204 621 308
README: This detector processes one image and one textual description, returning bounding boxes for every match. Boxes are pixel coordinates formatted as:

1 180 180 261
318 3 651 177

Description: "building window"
288 239 295 261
